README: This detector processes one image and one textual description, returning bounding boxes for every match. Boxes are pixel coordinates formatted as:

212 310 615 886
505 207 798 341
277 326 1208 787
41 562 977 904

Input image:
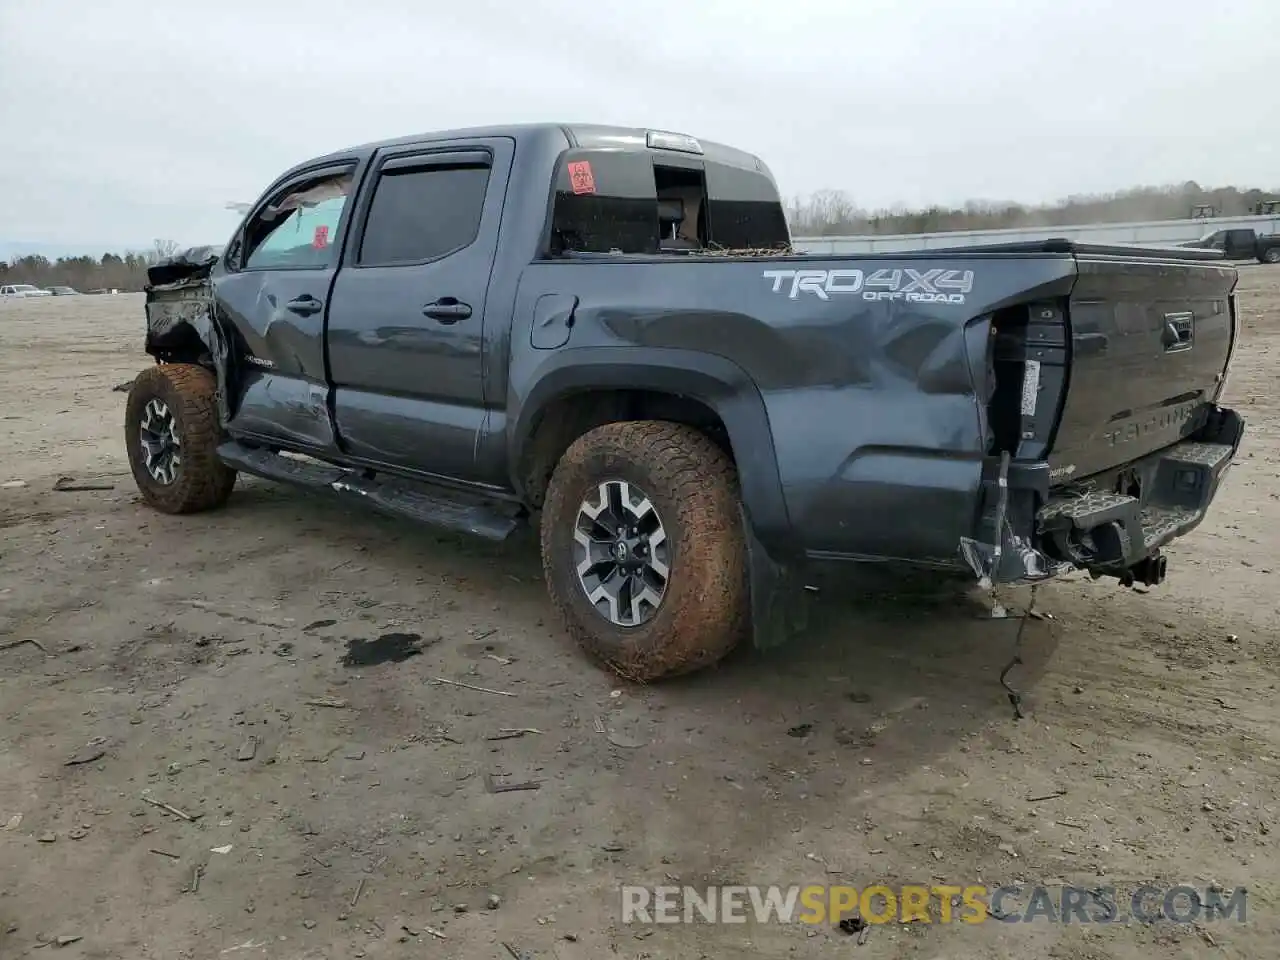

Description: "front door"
326 138 513 486
213 162 358 451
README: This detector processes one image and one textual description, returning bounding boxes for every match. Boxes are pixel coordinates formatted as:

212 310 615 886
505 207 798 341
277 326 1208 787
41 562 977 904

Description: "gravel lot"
2 268 1279 959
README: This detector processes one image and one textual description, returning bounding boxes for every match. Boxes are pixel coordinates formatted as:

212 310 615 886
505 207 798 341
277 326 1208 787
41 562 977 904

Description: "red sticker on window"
312 225 330 249
567 160 596 195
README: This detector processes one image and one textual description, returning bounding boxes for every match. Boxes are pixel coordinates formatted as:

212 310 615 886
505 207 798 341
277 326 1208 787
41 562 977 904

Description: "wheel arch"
510 348 796 559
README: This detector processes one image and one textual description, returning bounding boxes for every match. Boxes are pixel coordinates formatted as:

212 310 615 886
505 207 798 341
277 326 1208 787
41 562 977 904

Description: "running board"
216 441 524 541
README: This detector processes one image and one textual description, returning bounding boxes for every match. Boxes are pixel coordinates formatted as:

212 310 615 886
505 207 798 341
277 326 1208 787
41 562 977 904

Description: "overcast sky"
2 0 1277 252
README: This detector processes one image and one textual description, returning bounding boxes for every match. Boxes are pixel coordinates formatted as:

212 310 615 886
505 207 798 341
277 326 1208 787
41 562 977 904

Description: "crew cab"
127 123 1244 680
1182 227 1280 263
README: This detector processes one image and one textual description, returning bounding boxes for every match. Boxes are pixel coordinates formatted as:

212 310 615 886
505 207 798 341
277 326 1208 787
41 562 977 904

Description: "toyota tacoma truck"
128 122 1244 681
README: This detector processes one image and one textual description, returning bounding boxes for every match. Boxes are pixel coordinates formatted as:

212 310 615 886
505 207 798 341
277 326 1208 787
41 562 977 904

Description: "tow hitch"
1099 552 1167 588
1124 553 1167 588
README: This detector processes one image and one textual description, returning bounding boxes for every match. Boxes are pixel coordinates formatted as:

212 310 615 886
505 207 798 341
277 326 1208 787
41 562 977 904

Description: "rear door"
326 138 513 485
1223 229 1257 259
1048 252 1236 481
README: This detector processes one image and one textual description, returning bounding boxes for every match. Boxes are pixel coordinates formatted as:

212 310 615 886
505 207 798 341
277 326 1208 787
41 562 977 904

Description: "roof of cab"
305 122 766 175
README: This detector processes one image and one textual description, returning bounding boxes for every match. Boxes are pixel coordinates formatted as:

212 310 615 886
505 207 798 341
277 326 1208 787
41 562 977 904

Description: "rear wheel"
1262 247 1280 264
540 421 749 681
125 363 236 514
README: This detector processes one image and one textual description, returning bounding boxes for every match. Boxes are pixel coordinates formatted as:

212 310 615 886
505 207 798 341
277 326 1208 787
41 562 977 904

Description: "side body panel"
506 254 1082 566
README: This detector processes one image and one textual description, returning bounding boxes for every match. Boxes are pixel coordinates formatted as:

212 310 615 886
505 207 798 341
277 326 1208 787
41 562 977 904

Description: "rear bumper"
978 404 1244 585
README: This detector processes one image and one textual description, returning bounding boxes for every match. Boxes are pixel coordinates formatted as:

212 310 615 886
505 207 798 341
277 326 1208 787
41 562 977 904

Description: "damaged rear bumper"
963 404 1244 587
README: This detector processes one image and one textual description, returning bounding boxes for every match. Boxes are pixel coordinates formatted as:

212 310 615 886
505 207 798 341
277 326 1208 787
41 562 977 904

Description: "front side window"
358 162 490 266
242 171 353 270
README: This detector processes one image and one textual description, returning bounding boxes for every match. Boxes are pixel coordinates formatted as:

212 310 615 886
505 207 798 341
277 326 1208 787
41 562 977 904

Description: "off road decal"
567 161 597 195
761 268 974 305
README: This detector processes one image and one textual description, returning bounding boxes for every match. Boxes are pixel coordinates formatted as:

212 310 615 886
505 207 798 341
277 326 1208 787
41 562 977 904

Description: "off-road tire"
125 363 237 514
540 420 749 681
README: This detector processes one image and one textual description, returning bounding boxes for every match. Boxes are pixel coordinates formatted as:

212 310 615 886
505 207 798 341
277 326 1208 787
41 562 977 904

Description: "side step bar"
216 441 524 541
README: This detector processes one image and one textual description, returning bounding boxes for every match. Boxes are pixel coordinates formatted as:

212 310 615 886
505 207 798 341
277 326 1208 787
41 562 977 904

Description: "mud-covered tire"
125 363 236 514
540 420 749 681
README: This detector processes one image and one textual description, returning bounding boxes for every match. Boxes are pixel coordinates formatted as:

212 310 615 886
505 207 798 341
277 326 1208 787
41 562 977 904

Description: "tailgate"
1048 253 1237 481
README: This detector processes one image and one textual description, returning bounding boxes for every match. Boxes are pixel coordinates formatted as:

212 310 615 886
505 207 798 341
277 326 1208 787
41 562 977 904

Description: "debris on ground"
210 845 233 855
487 893 502 909
112 379 134 392
350 878 366 907
486 728 542 741
606 730 647 749
64 743 106 766
141 796 198 822
0 479 27 489
52 476 115 492
304 696 350 709
484 773 542 794
236 737 258 761
1 638 46 654
38 832 56 843
430 677 516 697
1026 789 1068 802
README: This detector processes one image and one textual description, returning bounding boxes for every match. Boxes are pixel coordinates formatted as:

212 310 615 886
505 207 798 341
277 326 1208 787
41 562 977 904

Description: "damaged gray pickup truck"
128 122 1245 681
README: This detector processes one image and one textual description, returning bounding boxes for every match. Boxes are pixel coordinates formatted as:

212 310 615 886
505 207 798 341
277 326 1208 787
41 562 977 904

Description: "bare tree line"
785 182 1280 237
4 180 1279 289
0 239 180 292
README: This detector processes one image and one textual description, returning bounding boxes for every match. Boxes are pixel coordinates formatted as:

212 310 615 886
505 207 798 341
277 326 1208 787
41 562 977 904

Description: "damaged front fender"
143 246 232 424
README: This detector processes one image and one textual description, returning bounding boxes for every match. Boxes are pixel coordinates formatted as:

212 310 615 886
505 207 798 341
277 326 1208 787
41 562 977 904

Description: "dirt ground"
2 268 1278 960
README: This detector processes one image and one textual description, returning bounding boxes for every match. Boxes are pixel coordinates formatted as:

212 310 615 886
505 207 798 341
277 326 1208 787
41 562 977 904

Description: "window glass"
549 150 659 255
545 149 790 255
358 164 490 266
704 163 791 251
243 172 353 270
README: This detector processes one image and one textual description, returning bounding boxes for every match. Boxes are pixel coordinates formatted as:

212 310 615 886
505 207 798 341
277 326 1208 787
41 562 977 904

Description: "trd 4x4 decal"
762 267 974 304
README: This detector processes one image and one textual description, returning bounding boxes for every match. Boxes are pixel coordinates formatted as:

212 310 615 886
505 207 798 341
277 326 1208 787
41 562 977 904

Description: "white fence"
793 214 1280 255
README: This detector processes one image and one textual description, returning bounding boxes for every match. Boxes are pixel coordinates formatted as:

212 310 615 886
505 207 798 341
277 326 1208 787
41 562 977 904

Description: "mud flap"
739 503 809 650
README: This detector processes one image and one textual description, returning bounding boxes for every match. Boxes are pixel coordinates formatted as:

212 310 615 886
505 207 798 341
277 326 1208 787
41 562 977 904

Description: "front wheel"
540 421 749 681
125 363 237 514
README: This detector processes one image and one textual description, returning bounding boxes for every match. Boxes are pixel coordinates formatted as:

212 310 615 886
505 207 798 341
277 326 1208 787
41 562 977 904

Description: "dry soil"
2 268 1279 959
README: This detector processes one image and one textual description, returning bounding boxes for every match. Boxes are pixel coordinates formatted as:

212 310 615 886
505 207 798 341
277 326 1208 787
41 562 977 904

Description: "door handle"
1162 313 1194 352
423 299 472 324
286 295 323 317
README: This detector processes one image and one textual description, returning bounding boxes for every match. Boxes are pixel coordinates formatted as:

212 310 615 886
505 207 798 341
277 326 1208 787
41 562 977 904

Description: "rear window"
546 149 788 256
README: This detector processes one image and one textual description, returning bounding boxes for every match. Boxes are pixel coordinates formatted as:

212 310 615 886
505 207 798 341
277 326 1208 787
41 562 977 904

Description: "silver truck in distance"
126 123 1244 681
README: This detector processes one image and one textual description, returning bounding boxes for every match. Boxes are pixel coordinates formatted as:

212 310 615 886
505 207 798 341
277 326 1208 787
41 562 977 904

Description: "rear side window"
704 164 791 250
358 163 490 266
549 151 660 256
546 149 789 256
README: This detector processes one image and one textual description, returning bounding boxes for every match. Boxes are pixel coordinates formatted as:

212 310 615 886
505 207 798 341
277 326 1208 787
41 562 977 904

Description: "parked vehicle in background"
47 286 80 296
126 122 1245 682
0 284 52 298
1181 227 1280 263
